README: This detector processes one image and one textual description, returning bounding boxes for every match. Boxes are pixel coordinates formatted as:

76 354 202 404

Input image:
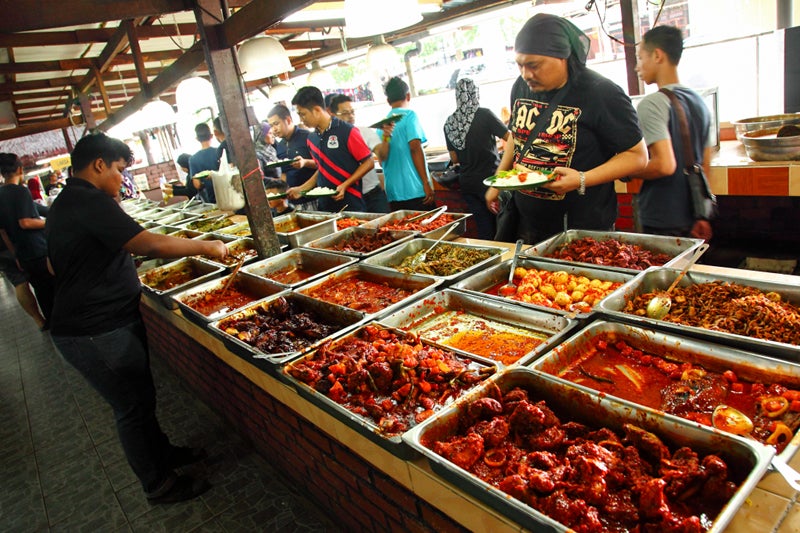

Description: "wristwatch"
578 172 586 196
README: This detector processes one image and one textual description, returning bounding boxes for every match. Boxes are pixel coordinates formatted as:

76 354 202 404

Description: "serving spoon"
219 255 246 298
646 244 709 319
498 239 524 296
409 223 457 268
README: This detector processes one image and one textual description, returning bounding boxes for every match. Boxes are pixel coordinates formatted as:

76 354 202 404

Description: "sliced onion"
712 405 754 435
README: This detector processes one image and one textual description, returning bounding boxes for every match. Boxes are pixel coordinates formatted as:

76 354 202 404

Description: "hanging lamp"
238 36 293 82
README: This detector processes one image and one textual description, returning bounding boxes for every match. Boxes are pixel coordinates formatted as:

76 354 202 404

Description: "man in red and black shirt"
287 86 373 212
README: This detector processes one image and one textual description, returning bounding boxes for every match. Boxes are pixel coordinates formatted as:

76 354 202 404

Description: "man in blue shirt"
374 77 435 211
287 86 374 212
267 104 318 210
189 122 219 203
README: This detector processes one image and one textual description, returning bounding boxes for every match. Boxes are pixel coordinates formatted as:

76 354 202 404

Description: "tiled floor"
0 279 340 532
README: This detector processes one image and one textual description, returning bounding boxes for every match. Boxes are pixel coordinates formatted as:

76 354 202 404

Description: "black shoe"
147 474 210 504
169 446 207 469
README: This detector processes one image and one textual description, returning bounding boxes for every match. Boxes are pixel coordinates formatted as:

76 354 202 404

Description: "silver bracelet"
578 172 586 195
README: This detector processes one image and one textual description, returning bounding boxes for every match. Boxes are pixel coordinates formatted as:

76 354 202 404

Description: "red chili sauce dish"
422 384 743 532
316 231 396 253
540 332 800 453
286 324 493 436
217 296 341 354
301 276 413 314
379 213 455 232
179 281 260 318
263 265 316 284
547 237 671 270
336 217 368 230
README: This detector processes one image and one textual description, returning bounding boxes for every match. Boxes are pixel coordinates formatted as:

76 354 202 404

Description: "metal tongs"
406 205 447 225
771 456 800 491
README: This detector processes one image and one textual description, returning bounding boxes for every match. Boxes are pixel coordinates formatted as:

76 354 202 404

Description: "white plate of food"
483 168 554 190
303 186 337 197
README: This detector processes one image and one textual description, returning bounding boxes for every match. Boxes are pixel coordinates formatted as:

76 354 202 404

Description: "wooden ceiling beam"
124 20 150 97
217 0 315 49
76 23 131 94
0 23 200 47
0 0 193 33
0 89 71 102
0 76 84 94
0 51 185 75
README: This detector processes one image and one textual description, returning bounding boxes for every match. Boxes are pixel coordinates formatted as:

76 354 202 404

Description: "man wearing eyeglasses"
329 94 390 213
266 104 318 210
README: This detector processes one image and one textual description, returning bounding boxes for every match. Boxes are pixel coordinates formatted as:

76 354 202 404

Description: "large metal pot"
740 127 800 161
732 113 800 140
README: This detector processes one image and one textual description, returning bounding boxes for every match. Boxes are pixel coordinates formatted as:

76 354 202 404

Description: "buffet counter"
140 237 800 533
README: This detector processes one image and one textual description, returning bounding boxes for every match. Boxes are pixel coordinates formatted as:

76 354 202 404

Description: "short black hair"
642 25 684 65
0 152 23 178
263 178 288 192
70 133 133 172
267 104 292 121
212 116 222 132
291 86 325 110
384 77 409 103
176 153 191 170
329 94 352 114
195 122 212 142
324 92 337 111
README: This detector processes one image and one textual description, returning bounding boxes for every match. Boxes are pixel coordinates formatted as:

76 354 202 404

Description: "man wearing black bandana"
486 13 648 244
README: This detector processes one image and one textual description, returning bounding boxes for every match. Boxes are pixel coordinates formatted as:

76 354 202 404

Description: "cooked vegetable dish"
396 244 495 276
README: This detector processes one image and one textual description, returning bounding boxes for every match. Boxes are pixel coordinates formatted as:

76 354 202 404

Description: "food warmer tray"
147 225 182 236
296 263 442 322
529 319 800 461
166 228 203 239
243 248 357 290
402 367 773 533
212 221 252 238
378 288 579 368
523 229 705 274
139 257 225 309
172 270 286 327
303 226 416 259
273 211 339 248
208 291 365 376
336 211 386 229
152 211 200 227
282 323 497 459
199 237 260 270
361 209 471 240
362 239 505 285
451 257 634 319
597 267 800 361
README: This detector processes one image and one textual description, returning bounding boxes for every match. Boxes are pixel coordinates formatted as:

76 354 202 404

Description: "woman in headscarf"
26 174 46 205
443 78 510 240
486 13 647 244
255 121 281 179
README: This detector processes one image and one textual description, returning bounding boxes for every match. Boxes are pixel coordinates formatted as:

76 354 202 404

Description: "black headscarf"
514 13 590 65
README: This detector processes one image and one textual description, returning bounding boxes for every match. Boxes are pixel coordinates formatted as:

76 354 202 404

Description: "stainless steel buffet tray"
451 257 634 318
303 226 415 259
403 367 773 533
361 209 471 240
362 239 505 285
171 270 285 327
282 322 497 459
243 248 357 290
598 267 800 361
529 319 800 461
378 289 579 367
273 211 339 248
523 229 705 274
138 257 225 309
296 263 442 322
208 291 365 373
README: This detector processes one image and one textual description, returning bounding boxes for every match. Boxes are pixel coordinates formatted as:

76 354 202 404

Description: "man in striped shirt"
287 86 373 212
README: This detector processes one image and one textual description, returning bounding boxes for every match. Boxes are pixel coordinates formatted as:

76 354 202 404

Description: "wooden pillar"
138 131 156 166
620 0 642 96
62 128 74 152
77 93 97 129
192 0 280 258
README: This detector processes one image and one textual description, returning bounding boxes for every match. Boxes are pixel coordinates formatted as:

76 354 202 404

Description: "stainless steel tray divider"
451 256 635 318
523 229 705 274
362 239 505 285
242 248 357 289
402 366 774 533
378 288 579 367
598 266 800 361
139 257 225 309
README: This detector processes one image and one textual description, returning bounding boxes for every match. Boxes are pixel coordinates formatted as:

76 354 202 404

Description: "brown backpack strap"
659 88 695 169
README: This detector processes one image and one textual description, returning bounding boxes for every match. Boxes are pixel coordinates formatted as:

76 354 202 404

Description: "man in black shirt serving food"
46 133 228 504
